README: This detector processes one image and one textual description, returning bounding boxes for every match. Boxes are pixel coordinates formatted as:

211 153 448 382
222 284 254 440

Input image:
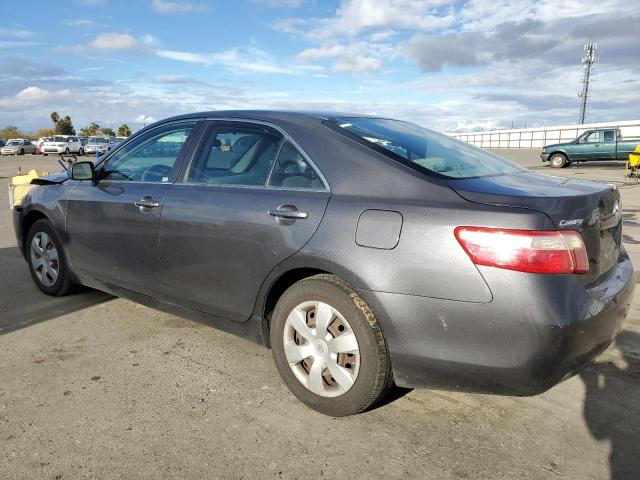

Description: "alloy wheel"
30 232 59 287
283 300 360 397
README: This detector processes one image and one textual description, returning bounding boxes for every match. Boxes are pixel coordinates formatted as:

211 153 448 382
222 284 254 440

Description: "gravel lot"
1 152 639 480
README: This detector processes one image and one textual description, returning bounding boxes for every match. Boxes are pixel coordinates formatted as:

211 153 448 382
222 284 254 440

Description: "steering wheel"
141 164 172 182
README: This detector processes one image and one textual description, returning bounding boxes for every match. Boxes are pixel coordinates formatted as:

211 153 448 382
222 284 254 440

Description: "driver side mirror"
71 161 95 181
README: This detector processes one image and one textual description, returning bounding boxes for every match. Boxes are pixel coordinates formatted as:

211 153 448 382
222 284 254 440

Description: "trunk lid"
448 171 622 285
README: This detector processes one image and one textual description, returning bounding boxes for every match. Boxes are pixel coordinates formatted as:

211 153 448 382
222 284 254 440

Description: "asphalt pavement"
0 152 638 480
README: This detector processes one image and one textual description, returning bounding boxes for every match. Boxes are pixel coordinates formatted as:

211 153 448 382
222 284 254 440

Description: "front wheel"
270 274 393 416
549 153 568 168
64 148 70 155
79 148 84 155
27 219 76 296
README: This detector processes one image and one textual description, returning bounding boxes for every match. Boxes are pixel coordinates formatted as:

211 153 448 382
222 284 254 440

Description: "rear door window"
187 123 283 187
603 130 616 142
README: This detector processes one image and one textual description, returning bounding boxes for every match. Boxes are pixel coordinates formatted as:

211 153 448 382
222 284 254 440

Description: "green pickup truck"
541 128 640 168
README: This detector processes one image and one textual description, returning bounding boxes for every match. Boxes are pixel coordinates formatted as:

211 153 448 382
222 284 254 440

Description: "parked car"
541 128 640 167
1 138 35 155
84 136 113 156
41 135 83 156
115 136 128 144
13 111 634 416
35 137 52 155
79 136 88 146
0 140 5 148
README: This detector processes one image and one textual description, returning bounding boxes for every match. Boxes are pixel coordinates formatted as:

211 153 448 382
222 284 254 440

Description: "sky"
0 0 638 134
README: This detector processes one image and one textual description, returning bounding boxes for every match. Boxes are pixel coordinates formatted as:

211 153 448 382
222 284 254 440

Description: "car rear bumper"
359 252 634 395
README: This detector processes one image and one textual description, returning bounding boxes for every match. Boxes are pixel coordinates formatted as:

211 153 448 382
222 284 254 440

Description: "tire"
26 219 76 296
43 153 48 156
20 148 24 155
270 274 393 416
79 148 84 156
549 153 568 168
65 148 70 155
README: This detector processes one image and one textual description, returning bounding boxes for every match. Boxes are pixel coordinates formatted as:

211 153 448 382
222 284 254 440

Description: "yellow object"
8 169 48 208
629 144 640 167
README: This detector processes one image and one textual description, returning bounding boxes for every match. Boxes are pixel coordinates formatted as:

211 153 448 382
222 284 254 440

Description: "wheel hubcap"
283 301 360 397
30 232 59 287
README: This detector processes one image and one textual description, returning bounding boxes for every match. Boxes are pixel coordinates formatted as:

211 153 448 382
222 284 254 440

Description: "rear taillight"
454 227 589 275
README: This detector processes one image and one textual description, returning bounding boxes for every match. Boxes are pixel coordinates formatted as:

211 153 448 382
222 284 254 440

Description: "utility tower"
578 42 597 124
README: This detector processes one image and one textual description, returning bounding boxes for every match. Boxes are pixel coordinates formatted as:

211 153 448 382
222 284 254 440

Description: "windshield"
328 117 525 179
6 141 21 146
52 136 68 142
89 137 108 144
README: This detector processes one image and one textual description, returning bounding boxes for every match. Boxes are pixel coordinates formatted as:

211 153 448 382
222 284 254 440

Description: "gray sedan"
1 139 35 155
13 111 635 416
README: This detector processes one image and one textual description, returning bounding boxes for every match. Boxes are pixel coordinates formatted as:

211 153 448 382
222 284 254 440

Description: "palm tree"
50 112 60 125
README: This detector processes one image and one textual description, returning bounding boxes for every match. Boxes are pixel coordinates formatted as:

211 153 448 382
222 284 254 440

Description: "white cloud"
297 42 386 74
0 27 36 39
157 50 209 64
275 0 453 40
135 114 155 124
150 0 208 13
158 46 319 75
65 18 96 27
2 86 72 105
334 55 381 73
57 33 157 53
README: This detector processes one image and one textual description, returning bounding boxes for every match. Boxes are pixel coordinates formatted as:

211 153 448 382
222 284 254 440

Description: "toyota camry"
13 111 634 416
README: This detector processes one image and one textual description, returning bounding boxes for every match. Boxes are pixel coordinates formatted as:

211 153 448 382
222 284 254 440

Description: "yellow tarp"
8 169 48 209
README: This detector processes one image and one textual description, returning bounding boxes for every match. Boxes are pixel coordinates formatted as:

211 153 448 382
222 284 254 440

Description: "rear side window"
327 117 524 179
187 125 282 187
268 141 325 190
603 130 616 142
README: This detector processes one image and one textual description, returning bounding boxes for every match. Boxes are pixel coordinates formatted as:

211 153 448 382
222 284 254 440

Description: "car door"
600 129 617 160
571 131 600 161
159 120 330 322
65 120 202 297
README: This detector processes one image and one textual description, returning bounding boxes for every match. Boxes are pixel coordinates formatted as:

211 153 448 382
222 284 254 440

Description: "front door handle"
135 196 160 211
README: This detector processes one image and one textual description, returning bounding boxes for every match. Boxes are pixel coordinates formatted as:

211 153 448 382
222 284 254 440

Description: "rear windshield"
327 117 524 179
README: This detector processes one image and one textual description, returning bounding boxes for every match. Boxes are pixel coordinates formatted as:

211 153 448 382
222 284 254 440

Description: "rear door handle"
268 210 308 219
135 196 160 210
268 205 308 223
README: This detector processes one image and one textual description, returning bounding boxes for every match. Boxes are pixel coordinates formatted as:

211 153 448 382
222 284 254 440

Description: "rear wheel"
64 148 70 155
549 153 568 168
27 219 76 296
19 148 24 155
270 274 393 416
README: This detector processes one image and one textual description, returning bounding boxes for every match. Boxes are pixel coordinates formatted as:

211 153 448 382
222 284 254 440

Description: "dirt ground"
1 151 638 480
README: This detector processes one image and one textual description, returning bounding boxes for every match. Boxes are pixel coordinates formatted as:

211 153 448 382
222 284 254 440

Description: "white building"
448 120 640 149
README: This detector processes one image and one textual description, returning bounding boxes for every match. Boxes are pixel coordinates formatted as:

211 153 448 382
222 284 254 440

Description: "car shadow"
0 246 112 335
580 329 640 480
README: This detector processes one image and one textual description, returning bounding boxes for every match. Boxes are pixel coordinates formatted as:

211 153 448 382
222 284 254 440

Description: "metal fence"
448 120 640 149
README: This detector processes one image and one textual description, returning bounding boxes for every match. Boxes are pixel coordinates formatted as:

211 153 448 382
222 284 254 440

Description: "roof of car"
156 110 388 125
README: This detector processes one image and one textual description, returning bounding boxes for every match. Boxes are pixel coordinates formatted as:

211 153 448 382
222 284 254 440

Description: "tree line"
0 112 132 141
